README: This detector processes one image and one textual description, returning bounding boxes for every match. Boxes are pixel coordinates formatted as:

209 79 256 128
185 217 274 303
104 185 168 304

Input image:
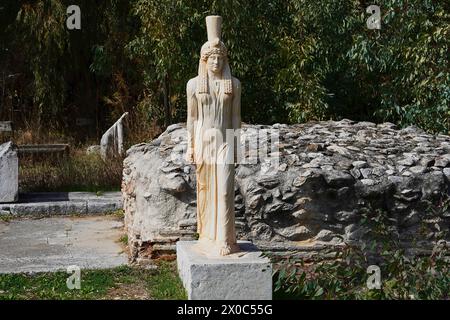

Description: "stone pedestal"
176 241 272 300
0 142 18 203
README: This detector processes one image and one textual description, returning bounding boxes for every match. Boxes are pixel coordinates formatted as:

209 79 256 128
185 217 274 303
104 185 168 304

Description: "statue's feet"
195 237 240 256
218 243 240 256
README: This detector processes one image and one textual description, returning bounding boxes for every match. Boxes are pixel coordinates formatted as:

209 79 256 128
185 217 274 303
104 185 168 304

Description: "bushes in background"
0 0 448 139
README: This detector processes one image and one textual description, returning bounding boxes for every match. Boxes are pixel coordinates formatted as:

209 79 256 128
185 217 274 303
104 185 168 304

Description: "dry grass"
19 149 123 192
4 115 164 193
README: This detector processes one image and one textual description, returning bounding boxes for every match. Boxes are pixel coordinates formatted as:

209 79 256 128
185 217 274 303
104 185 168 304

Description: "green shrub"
272 200 450 300
272 243 449 300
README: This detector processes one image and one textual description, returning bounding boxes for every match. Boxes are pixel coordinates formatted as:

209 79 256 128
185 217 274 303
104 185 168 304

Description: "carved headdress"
197 16 233 95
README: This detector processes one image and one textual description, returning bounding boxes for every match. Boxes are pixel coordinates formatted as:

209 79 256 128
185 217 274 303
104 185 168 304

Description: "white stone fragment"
0 142 18 203
100 112 128 160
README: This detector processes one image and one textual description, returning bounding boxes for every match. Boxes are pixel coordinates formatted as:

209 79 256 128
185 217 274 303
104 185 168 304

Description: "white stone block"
0 142 18 203
177 240 272 300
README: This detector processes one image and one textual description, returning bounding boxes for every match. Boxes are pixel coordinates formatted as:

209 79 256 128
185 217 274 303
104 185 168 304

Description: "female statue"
185 16 241 256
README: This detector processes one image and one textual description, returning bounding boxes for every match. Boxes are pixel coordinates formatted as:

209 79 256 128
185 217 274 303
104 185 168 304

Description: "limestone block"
177 241 272 300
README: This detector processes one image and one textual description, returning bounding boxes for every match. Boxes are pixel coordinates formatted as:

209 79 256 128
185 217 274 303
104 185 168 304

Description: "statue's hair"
197 39 233 95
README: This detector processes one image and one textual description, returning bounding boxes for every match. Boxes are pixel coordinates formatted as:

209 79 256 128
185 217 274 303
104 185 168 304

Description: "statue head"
197 16 233 95
207 54 224 75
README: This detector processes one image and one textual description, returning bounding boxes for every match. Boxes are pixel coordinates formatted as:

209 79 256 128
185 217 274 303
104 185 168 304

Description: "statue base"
176 240 272 300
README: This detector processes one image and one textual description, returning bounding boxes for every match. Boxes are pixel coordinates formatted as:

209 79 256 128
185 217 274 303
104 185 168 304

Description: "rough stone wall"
122 120 450 261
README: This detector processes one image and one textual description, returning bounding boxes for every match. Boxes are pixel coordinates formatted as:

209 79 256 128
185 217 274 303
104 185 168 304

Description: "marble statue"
185 16 241 256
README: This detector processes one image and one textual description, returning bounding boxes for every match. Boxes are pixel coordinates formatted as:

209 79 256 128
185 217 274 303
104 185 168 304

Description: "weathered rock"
327 145 350 157
323 170 353 187
159 173 189 194
443 168 450 180
0 142 18 203
314 229 338 242
257 175 280 188
275 224 312 241
409 166 427 174
123 121 450 261
435 154 450 167
352 160 368 169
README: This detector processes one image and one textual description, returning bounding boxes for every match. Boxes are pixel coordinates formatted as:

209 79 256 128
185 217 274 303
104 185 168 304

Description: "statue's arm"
232 78 241 163
186 79 197 161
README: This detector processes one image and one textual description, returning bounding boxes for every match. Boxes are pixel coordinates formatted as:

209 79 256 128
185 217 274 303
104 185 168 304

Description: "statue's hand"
185 148 195 164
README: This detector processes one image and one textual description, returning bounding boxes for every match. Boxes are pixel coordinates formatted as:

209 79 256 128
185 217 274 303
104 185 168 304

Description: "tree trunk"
163 74 171 128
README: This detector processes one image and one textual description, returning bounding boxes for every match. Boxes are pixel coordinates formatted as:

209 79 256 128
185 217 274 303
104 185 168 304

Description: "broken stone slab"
0 142 18 203
176 241 272 300
0 216 127 274
100 112 129 160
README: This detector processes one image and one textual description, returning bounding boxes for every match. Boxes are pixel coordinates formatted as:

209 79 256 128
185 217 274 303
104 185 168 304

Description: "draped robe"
186 76 241 255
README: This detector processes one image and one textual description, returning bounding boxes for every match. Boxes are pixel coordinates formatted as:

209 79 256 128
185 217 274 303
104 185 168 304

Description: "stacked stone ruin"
123 120 450 261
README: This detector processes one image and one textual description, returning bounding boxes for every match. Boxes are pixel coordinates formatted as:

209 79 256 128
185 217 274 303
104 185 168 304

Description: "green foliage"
281 0 449 133
1 0 448 136
146 261 187 300
346 0 450 134
0 267 123 300
127 0 289 125
119 234 128 245
272 243 449 300
0 263 186 300
272 204 450 299
208 0 290 124
15 0 68 125
277 0 354 122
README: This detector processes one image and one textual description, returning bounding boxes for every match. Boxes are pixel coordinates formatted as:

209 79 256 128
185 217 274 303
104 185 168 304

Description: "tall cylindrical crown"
206 15 222 42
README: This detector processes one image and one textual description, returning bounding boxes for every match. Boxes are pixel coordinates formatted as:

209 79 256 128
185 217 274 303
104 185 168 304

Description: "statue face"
207 54 224 74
